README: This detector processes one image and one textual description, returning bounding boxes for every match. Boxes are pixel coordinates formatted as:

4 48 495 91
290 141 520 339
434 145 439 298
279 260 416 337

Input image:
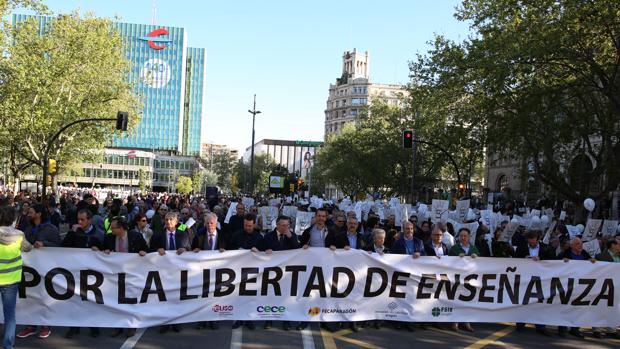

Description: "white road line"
301 326 316 349
119 328 147 349
230 326 243 349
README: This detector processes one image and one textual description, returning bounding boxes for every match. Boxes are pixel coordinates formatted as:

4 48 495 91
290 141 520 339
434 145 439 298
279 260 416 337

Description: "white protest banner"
295 211 315 235
583 239 601 258
259 206 279 231
224 202 238 224
498 222 519 242
431 200 449 224
354 202 363 222
479 210 496 233
456 200 470 223
242 197 255 208
282 206 298 226
542 221 557 245
560 211 566 221
417 203 428 221
394 205 408 228
601 220 618 238
15 248 620 328
582 219 602 242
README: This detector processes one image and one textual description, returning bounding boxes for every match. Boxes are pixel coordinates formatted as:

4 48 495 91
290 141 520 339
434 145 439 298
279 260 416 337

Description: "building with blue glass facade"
13 14 207 190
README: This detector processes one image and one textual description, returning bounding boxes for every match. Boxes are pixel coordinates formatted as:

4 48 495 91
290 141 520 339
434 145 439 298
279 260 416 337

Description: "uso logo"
212 305 234 313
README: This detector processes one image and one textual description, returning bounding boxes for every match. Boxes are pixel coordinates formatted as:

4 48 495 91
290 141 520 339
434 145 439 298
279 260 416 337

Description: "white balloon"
541 215 550 225
583 198 595 212
576 224 585 234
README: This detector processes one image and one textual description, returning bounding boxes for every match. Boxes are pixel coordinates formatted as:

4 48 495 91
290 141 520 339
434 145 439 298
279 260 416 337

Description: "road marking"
429 326 519 349
464 325 516 349
320 327 337 349
119 328 146 349
302 326 317 349
230 326 243 349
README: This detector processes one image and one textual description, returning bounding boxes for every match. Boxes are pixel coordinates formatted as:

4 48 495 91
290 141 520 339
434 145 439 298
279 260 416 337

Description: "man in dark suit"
191 212 226 330
149 211 192 334
103 217 147 338
299 207 337 249
392 221 426 257
335 217 366 251
425 227 449 257
260 215 299 331
515 230 553 336
335 217 365 332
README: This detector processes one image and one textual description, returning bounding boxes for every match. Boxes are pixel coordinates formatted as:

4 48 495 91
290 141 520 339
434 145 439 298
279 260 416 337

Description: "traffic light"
48 159 57 174
297 178 305 187
403 130 413 148
116 111 129 131
458 183 465 190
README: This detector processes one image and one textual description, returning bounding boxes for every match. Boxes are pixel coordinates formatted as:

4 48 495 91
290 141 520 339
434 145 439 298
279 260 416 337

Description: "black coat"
103 230 148 253
514 242 554 260
229 229 263 250
260 229 299 251
149 229 192 252
191 228 228 250
365 244 389 254
299 224 337 247
61 227 102 249
334 232 367 250
424 242 449 256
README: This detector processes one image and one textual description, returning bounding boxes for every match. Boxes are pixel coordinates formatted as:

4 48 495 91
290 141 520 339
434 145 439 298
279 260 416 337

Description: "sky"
30 0 471 155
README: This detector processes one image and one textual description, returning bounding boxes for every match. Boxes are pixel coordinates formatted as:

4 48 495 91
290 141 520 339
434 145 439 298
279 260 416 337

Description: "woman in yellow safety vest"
0 205 32 349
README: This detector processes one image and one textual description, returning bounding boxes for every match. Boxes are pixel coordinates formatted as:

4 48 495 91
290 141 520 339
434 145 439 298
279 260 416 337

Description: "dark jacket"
392 236 426 255
25 221 61 247
334 232 366 250
365 244 389 254
514 242 554 260
596 250 619 263
61 226 102 249
227 215 244 236
260 229 299 251
424 241 449 257
448 243 480 256
191 228 227 250
103 230 148 253
299 224 337 248
229 229 263 250
491 240 514 258
561 249 592 260
149 229 192 252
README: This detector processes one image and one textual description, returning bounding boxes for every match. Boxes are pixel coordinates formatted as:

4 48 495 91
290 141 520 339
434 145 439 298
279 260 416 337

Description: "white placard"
582 219 602 242
294 211 315 235
431 200 449 224
456 200 470 223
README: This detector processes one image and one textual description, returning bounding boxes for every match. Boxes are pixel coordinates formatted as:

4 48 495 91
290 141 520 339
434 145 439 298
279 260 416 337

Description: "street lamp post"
248 94 261 194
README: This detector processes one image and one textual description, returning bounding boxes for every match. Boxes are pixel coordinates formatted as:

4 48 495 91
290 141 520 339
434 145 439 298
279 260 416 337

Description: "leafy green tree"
409 0 620 206
203 169 219 188
0 12 141 192
211 149 235 190
138 168 145 192
234 153 277 195
175 176 193 194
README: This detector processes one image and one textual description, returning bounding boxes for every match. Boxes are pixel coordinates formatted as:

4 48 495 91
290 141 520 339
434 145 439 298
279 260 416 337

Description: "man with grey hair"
192 212 226 330
365 229 389 254
148 211 193 334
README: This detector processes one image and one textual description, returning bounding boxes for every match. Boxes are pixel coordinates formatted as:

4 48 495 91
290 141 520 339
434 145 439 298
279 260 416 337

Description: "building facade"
324 49 406 137
242 139 323 178
13 15 208 191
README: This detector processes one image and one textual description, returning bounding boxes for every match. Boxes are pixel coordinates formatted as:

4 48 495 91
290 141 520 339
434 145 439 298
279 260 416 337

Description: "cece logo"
257 306 286 313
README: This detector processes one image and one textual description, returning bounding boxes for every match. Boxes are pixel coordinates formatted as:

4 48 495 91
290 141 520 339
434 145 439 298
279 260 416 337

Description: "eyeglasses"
140 219 147 222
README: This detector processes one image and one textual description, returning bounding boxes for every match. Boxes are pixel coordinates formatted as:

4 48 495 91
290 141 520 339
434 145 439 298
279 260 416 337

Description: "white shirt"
432 242 445 256
528 244 540 258
462 245 470 255
309 225 327 247
204 229 218 251
165 229 176 250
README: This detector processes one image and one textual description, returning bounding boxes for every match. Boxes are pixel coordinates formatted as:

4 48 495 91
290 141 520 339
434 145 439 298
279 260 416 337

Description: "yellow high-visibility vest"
0 237 23 285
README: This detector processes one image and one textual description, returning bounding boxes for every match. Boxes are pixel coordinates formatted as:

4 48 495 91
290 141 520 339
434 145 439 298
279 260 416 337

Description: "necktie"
208 234 214 250
169 233 175 250
118 237 125 252
279 234 284 245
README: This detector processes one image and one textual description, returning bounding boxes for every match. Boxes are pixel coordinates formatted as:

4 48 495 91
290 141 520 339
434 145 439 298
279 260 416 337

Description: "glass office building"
13 15 207 156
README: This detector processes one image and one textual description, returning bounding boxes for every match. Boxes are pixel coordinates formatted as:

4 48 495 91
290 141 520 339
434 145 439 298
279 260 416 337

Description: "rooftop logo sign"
139 28 172 50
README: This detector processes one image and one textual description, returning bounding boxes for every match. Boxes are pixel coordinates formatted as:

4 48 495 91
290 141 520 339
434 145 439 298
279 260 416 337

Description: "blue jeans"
0 283 18 349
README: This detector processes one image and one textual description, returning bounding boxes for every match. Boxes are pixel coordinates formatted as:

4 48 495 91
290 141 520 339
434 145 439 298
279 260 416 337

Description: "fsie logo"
139 28 172 50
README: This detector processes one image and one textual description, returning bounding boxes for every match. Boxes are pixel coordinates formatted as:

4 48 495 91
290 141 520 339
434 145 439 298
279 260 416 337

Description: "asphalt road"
12 321 620 349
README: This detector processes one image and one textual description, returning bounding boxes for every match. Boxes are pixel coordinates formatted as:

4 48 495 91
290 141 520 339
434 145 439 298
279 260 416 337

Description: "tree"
234 153 277 195
0 11 141 192
138 168 145 192
211 149 234 191
191 170 203 194
175 176 193 194
314 100 472 199
409 0 620 208
203 169 219 188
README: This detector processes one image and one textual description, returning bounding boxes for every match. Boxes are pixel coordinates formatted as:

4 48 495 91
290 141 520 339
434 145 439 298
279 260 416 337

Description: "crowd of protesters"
0 186 618 346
